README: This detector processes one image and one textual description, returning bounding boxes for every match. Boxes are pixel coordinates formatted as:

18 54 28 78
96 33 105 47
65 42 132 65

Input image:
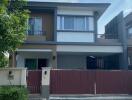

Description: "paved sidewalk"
49 94 132 100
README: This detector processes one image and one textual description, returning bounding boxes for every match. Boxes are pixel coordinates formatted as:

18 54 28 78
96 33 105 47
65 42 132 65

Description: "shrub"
0 53 8 68
0 86 28 100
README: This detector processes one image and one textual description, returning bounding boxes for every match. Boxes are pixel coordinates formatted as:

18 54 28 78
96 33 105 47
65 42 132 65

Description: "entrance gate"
27 70 42 94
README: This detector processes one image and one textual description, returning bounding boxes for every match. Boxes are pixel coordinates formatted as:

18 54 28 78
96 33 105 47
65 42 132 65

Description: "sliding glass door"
25 58 48 70
25 59 37 70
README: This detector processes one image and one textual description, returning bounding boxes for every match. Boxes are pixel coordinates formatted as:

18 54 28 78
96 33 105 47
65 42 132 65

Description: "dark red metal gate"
50 70 132 94
96 71 127 94
50 70 95 94
27 70 42 94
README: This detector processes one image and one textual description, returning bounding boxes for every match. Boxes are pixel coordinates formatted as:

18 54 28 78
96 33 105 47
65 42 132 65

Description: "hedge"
0 86 28 100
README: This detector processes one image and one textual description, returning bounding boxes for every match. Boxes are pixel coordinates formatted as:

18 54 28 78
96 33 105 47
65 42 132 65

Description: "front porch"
57 52 122 70
56 44 124 70
15 49 56 69
12 47 126 72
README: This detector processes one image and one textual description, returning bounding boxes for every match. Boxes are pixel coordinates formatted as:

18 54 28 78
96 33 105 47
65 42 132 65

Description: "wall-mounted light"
52 56 56 60
8 70 14 80
44 71 47 75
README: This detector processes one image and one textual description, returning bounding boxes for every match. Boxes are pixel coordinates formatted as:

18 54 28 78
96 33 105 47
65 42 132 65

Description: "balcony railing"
97 34 118 39
127 34 132 39
27 30 46 36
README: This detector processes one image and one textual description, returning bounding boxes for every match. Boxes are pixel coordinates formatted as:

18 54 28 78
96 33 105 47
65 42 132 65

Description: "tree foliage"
0 0 29 67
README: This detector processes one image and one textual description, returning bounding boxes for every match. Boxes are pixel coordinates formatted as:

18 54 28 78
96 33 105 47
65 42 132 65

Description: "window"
57 16 94 31
74 17 85 31
28 17 42 35
64 16 74 30
128 27 132 37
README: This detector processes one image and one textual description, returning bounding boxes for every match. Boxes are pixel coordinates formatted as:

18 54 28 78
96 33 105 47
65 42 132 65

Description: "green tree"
0 0 29 67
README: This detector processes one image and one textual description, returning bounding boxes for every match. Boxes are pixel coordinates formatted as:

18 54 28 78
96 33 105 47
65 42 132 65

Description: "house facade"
9 2 127 70
125 12 132 69
105 12 132 70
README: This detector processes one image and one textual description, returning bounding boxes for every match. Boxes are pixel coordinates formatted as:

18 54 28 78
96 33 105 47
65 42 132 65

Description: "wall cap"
0 67 27 70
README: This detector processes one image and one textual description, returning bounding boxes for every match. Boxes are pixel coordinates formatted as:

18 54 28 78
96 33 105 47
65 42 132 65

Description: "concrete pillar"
41 67 51 99
20 68 27 86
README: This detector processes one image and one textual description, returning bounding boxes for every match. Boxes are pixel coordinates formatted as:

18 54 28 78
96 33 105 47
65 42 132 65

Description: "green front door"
25 59 37 70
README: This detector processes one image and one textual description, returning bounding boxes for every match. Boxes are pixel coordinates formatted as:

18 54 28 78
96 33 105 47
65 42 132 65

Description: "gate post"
41 67 51 99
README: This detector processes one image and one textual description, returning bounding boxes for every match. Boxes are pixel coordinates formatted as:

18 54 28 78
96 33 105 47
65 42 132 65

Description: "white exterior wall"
57 32 94 42
57 45 123 53
57 7 94 16
16 52 52 67
0 68 27 86
57 54 86 69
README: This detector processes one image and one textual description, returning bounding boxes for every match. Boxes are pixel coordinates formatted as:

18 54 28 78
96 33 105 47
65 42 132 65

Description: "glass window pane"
64 16 74 30
74 17 85 31
88 17 94 31
86 17 89 31
25 59 37 70
128 27 132 34
28 18 35 35
57 16 61 30
34 18 42 35
28 17 42 35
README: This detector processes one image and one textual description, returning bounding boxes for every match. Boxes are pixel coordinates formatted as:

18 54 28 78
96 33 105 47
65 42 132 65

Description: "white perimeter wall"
16 52 52 67
57 54 86 69
0 68 27 86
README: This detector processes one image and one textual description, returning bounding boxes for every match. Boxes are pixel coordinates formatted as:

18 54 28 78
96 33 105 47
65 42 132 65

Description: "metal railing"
27 30 46 36
127 34 132 39
97 34 118 39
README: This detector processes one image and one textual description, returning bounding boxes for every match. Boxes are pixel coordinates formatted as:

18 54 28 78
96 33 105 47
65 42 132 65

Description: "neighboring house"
9 1 126 70
125 12 132 69
105 12 132 70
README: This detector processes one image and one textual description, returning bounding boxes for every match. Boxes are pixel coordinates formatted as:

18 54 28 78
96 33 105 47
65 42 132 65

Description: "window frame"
28 17 43 36
57 15 94 32
25 59 38 70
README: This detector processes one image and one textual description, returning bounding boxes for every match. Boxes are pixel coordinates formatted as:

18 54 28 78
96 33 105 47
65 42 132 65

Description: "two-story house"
125 12 132 69
9 2 126 70
105 12 132 70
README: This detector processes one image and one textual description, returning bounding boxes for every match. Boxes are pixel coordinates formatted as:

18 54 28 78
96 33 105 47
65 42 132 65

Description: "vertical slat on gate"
50 70 95 94
96 70 127 94
27 70 42 94
50 70 132 94
126 71 132 94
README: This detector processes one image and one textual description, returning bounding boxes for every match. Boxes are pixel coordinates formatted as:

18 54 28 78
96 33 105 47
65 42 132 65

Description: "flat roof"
27 1 110 19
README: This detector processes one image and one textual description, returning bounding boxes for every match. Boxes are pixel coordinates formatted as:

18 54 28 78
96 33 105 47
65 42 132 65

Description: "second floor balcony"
97 34 120 45
26 30 47 42
25 14 54 42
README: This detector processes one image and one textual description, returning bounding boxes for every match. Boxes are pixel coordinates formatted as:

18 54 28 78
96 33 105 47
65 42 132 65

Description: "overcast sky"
29 0 132 34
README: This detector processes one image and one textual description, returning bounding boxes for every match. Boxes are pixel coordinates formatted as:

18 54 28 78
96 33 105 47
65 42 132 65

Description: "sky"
30 0 132 34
